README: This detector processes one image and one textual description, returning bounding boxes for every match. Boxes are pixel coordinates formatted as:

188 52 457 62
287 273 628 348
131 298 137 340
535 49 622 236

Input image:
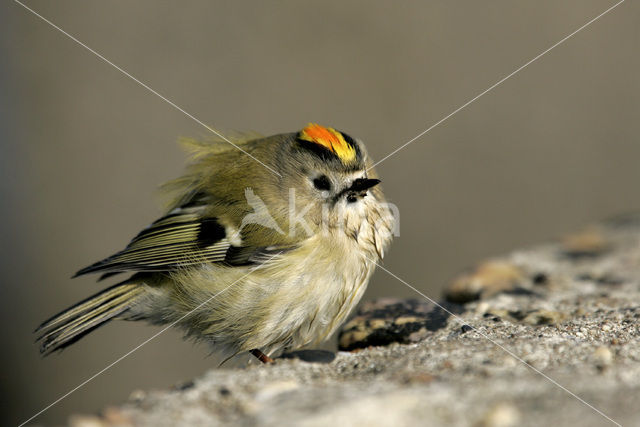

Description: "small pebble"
479 402 521 427
128 389 146 402
68 415 105 427
476 302 490 314
562 226 608 257
445 261 524 303
594 346 613 369
461 324 473 333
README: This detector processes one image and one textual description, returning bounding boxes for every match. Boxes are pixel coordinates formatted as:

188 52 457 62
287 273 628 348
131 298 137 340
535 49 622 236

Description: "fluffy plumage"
37 126 394 360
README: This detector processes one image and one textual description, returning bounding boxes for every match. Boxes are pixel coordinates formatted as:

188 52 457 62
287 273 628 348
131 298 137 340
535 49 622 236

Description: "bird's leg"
250 348 274 364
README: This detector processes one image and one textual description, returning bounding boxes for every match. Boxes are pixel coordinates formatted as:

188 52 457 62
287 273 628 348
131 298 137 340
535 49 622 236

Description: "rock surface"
72 217 640 427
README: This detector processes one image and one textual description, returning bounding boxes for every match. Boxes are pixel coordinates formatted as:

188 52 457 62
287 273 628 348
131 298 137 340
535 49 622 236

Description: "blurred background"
2 0 639 424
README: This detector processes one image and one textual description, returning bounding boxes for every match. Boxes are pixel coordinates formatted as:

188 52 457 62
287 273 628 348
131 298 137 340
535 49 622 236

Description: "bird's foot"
250 348 274 364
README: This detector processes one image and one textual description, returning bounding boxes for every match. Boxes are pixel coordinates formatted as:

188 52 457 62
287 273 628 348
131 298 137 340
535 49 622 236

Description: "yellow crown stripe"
299 123 356 164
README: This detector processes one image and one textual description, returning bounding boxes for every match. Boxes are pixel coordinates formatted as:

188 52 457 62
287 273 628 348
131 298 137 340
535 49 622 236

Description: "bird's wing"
75 200 287 278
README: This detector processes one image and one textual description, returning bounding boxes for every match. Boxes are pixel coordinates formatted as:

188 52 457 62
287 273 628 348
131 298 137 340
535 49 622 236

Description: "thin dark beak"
348 178 381 192
337 178 381 203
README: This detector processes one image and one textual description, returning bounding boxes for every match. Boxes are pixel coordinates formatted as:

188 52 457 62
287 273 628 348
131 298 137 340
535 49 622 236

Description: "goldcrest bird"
36 124 394 363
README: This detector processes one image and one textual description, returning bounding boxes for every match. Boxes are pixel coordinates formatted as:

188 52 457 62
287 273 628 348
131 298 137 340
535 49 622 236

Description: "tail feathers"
36 282 146 355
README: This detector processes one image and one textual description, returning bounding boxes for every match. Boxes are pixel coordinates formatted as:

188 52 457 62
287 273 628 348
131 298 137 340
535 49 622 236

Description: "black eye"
313 175 332 191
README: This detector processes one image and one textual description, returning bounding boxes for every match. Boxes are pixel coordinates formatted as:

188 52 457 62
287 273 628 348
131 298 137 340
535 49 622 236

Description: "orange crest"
298 123 357 164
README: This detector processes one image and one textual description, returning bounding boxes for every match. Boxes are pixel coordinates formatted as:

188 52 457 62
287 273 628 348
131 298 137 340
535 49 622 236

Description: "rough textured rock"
72 217 640 427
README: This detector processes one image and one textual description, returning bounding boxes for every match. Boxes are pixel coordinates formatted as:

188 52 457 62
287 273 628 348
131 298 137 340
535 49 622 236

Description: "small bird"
36 124 394 363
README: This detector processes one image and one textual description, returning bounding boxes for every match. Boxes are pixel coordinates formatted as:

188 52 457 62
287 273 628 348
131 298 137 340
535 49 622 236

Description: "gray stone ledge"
71 216 640 427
